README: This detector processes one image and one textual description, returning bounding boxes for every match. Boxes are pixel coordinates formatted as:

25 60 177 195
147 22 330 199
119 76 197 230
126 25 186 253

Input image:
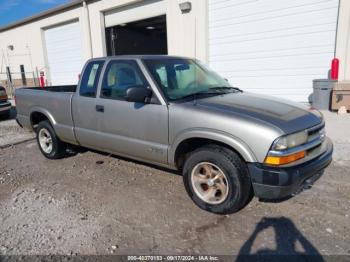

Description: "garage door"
44 21 83 85
209 0 339 102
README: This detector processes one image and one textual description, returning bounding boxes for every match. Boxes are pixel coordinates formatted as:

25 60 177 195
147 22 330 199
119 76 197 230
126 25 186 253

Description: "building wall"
0 0 207 88
87 0 208 61
0 6 92 86
208 0 340 102
336 0 350 81
1 0 349 91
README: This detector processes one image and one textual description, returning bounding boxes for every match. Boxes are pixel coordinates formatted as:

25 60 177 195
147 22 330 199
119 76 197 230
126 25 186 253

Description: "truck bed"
15 85 77 144
21 85 77 93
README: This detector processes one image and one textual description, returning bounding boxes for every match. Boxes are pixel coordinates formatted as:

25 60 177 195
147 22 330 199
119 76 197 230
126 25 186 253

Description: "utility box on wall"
331 82 350 111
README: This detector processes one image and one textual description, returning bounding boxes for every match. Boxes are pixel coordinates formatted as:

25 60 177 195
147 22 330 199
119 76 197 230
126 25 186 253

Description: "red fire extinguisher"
40 71 45 88
330 58 339 80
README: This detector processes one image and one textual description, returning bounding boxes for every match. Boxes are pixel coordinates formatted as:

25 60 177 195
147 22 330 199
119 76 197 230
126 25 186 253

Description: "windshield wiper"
209 86 243 92
176 90 228 101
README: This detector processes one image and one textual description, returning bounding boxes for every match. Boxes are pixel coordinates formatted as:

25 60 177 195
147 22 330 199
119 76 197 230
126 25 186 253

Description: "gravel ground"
0 111 349 256
0 107 34 148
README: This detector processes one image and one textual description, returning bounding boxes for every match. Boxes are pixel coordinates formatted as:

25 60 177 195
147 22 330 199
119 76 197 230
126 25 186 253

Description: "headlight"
272 130 308 151
319 127 326 141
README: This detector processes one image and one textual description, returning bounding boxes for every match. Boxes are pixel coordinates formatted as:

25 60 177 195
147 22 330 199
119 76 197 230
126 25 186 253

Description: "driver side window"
101 60 148 100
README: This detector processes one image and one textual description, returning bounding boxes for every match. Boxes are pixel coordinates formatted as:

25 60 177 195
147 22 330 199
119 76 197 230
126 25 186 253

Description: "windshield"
143 58 235 101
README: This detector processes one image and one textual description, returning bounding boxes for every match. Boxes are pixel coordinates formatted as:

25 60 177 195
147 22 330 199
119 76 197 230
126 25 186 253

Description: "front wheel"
182 145 252 214
36 121 66 159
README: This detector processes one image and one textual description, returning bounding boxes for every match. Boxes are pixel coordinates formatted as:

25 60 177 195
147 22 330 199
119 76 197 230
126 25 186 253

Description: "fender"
29 106 77 145
168 128 257 167
30 106 57 128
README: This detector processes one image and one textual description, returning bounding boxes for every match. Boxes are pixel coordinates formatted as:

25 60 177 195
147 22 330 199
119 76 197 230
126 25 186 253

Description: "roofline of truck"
87 55 194 61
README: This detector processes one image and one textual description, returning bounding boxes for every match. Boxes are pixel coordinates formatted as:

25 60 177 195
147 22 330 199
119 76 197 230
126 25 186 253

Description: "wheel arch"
169 129 257 169
30 107 56 130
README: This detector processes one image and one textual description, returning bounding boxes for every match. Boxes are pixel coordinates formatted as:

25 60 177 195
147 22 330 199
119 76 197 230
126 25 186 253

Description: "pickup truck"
15 55 333 214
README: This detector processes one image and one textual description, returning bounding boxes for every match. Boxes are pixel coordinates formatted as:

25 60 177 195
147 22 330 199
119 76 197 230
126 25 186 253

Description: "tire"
182 145 252 214
36 121 66 159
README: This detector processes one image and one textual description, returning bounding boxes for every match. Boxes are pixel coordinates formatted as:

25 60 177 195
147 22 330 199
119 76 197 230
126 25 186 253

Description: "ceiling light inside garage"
146 26 155 30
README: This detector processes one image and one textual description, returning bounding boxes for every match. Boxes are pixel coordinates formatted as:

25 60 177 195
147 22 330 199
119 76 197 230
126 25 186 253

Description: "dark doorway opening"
106 15 167 56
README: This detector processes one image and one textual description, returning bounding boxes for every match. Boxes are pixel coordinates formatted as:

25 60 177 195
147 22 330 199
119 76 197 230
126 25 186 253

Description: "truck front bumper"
248 138 333 199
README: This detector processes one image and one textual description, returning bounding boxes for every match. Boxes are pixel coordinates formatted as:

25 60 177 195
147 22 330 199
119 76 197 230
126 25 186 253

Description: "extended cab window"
101 60 148 100
79 61 104 97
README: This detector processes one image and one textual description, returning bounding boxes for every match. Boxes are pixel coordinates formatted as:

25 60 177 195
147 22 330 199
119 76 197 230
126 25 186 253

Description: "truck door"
95 59 168 164
72 60 105 149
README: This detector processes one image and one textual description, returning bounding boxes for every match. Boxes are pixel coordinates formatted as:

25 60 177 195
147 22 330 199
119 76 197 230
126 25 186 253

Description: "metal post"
35 67 40 87
20 65 27 86
33 71 37 87
6 66 13 97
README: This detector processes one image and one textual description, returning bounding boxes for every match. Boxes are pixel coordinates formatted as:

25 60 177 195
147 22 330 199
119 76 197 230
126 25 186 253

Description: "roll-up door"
44 21 83 85
209 0 339 101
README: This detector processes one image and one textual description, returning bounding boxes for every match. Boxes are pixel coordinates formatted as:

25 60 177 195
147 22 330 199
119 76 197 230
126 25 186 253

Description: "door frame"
103 0 167 56
93 56 169 164
95 56 167 106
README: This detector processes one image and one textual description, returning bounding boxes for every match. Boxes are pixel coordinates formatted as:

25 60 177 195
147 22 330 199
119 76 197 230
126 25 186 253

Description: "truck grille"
307 124 325 143
306 123 326 158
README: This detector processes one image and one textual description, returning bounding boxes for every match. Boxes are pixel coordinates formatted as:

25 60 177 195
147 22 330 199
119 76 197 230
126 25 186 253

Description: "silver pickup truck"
15 55 333 214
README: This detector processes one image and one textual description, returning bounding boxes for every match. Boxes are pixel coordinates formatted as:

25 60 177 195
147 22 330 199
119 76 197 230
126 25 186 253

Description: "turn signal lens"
264 151 306 166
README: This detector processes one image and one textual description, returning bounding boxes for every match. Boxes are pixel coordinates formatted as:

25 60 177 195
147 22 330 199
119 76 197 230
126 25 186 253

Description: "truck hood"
189 92 322 134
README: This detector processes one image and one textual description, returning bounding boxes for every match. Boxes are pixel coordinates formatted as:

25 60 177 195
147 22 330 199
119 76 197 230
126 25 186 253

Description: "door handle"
96 105 104 113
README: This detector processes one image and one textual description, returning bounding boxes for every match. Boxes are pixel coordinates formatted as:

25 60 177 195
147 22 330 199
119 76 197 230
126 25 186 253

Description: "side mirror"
125 87 152 103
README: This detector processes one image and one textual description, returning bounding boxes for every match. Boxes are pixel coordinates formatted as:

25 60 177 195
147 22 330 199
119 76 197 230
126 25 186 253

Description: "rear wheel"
182 145 252 214
36 121 66 159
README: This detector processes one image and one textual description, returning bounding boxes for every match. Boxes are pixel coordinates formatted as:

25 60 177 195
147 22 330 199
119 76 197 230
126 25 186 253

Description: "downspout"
83 1 93 58
334 0 341 58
